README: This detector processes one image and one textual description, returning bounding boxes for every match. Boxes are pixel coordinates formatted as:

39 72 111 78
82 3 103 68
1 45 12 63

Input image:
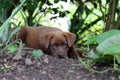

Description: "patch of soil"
0 48 119 80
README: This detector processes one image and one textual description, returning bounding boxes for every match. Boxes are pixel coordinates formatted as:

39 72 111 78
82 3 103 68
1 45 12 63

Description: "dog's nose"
58 55 65 58
58 53 65 58
58 53 64 58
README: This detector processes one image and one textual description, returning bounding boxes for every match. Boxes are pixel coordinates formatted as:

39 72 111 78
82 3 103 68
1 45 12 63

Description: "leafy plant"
0 0 26 53
85 29 120 45
32 50 44 60
96 33 120 64
82 29 120 72
8 45 18 54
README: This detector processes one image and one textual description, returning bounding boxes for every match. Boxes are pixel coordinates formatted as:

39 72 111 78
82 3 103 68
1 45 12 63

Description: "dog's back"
37 26 62 34
25 26 62 34
17 26 62 49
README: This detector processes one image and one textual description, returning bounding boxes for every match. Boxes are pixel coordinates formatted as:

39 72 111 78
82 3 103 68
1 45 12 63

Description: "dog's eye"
50 44 57 47
63 43 67 45
54 44 57 47
62 43 68 47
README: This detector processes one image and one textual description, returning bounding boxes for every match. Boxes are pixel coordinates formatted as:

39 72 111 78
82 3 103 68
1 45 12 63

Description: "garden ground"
0 48 119 80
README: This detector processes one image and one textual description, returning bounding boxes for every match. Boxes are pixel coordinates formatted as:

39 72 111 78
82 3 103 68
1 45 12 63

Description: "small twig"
22 47 34 50
16 40 23 55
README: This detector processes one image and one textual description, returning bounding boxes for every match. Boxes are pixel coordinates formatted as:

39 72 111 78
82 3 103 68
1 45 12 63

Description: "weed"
32 50 44 60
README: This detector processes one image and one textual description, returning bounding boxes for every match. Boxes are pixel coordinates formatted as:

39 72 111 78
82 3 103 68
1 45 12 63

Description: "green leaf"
0 44 3 47
54 0 59 3
85 30 120 45
8 45 18 53
103 46 120 56
115 55 120 64
96 33 120 63
32 50 44 59
96 33 120 54
87 50 100 59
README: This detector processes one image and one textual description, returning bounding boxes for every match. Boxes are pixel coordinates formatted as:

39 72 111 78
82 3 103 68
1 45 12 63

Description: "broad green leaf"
103 46 120 56
32 50 44 59
96 33 120 63
96 33 120 54
85 30 120 45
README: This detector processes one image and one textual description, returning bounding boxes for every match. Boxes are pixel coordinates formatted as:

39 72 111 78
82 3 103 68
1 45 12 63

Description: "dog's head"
39 31 76 58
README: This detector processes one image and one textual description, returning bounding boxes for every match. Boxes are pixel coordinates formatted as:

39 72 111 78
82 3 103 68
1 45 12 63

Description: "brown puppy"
17 26 78 58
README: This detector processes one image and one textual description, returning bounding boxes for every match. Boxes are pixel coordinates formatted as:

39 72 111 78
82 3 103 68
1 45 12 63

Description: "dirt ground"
0 48 119 80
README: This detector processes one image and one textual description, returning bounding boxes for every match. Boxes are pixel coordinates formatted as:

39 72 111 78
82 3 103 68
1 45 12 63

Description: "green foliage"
79 57 109 73
0 0 12 23
86 50 100 59
82 29 120 73
1 0 120 45
85 30 120 45
8 45 18 54
0 0 25 43
96 33 120 63
32 50 44 60
0 0 26 53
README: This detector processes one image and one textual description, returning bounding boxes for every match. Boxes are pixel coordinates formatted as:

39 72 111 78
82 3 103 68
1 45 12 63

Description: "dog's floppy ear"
39 33 53 49
63 32 76 47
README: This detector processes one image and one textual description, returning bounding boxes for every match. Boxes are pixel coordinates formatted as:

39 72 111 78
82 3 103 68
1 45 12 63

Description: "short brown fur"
17 26 79 58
